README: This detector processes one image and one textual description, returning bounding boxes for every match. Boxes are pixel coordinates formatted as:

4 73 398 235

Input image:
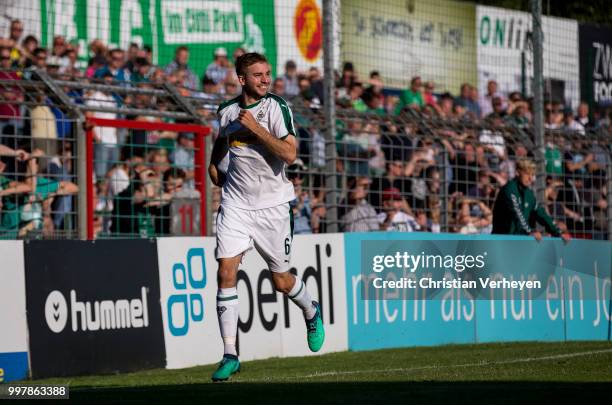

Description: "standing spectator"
0 47 23 134
85 71 119 179
124 43 140 73
205 47 230 91
165 46 198 90
8 20 24 65
396 76 424 113
171 133 195 189
283 60 300 97
492 159 570 241
95 48 131 82
479 80 504 117
30 94 58 170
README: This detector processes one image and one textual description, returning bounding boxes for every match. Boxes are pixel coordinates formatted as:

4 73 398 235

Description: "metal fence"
0 70 610 240
0 1 611 240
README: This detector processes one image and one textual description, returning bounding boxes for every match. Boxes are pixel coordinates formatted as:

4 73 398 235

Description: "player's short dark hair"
235 52 268 77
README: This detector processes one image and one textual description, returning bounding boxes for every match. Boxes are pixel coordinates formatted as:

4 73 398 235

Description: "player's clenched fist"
238 109 259 133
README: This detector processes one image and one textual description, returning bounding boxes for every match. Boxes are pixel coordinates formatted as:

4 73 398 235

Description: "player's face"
240 62 271 98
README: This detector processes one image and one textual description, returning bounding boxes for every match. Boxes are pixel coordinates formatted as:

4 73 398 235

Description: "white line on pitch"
237 348 612 382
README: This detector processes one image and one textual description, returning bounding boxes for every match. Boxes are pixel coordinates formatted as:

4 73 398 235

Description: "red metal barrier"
85 117 211 240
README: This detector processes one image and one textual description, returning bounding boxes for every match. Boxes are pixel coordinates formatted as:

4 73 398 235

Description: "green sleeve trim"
268 93 295 136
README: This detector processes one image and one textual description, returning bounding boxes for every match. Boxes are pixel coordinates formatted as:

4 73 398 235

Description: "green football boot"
306 301 325 352
211 354 241 382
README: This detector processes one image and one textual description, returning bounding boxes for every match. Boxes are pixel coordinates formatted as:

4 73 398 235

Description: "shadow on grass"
63 381 612 404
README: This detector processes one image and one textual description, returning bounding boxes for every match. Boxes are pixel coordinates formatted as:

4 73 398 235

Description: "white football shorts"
215 202 293 273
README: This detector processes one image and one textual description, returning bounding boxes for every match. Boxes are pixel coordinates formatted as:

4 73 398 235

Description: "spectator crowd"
0 18 610 239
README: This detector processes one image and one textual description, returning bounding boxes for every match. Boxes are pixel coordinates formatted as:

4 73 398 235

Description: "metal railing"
1 69 610 240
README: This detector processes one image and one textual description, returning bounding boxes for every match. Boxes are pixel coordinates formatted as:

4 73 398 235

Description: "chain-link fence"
0 1 611 240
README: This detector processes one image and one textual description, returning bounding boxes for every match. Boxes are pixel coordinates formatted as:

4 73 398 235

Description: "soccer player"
208 53 325 382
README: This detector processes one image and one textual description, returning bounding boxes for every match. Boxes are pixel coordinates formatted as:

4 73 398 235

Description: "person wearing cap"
492 158 571 242
205 47 231 93
164 46 198 90
378 187 419 232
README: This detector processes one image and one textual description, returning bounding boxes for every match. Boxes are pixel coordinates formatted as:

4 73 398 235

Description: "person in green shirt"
492 159 570 242
395 76 424 114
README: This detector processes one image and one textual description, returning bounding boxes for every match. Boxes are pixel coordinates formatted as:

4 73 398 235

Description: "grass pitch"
30 341 612 404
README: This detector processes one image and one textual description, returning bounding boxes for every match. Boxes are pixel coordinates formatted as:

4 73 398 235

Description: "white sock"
287 277 316 319
217 287 239 356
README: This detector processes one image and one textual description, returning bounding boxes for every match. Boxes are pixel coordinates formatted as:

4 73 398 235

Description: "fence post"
323 0 338 232
85 129 94 240
530 0 546 203
194 132 207 236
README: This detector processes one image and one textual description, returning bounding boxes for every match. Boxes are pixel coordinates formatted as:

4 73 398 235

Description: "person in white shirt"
208 53 324 382
85 72 119 179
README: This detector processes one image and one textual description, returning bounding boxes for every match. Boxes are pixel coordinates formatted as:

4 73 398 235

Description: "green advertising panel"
38 0 277 83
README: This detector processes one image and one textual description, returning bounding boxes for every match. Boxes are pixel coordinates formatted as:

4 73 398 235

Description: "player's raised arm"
237 109 297 164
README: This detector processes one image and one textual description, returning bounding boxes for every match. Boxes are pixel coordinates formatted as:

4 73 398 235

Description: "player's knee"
271 273 293 294
217 259 239 286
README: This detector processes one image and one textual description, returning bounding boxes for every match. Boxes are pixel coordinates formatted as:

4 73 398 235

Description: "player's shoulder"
217 95 241 115
266 92 292 111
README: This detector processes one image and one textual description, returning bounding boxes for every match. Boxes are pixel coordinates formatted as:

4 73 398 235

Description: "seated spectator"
455 83 481 118
165 46 198 90
562 108 584 134
576 102 592 131
396 76 424 114
272 77 286 96
283 60 300 97
287 159 313 234
456 196 493 234
479 80 504 117
341 182 379 232
377 187 419 232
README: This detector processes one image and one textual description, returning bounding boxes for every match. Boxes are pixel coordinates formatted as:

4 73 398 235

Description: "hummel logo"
217 306 227 317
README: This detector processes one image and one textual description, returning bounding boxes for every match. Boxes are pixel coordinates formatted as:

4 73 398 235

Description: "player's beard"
244 80 269 100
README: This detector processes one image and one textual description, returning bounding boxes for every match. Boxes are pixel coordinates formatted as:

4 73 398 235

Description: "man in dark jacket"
492 159 570 242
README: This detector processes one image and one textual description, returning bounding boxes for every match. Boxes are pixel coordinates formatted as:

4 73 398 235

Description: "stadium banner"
0 241 29 383
345 233 612 351
341 0 477 93
9 0 277 80
579 23 612 110
274 0 323 74
476 5 579 108
157 234 348 369
24 240 166 378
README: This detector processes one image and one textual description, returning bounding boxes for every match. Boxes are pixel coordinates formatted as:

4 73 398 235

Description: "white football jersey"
217 93 296 210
